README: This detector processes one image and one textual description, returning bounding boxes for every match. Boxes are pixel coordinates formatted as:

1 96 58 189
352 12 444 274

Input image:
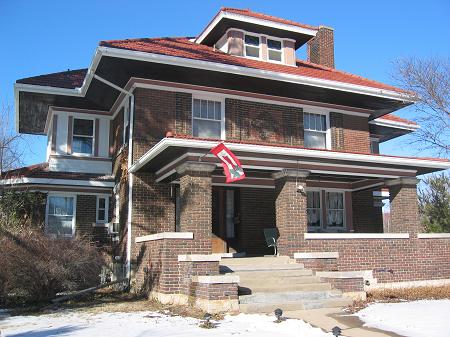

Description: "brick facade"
307 26 335 68
273 170 309 256
342 114 371 153
352 189 383 233
330 112 344 150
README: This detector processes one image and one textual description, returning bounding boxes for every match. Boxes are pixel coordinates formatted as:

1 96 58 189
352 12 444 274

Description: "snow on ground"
356 299 450 337
0 310 332 337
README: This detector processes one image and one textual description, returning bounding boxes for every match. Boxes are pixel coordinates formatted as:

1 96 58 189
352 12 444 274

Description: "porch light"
274 308 283 323
332 326 342 336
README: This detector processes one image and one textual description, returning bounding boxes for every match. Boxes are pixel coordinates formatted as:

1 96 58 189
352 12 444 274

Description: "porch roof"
130 136 450 188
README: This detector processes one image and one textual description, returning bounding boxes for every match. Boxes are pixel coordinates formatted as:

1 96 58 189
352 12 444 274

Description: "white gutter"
0 177 115 187
195 11 318 45
369 118 420 131
129 138 450 173
126 94 135 282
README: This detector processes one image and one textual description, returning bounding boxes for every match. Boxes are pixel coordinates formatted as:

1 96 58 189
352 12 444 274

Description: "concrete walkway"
285 307 403 337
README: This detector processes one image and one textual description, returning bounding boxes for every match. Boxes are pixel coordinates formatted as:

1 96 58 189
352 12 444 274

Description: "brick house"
2 8 450 312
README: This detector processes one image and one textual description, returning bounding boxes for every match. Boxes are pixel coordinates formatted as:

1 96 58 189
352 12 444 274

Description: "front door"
212 187 239 253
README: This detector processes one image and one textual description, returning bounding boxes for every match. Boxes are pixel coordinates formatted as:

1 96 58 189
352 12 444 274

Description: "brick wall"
299 238 450 283
343 114 371 153
307 26 335 68
239 188 276 256
330 112 344 150
76 194 111 247
225 99 304 146
389 181 422 233
352 189 383 233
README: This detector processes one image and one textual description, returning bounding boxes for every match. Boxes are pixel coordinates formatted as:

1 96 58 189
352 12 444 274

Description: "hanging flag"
210 143 245 183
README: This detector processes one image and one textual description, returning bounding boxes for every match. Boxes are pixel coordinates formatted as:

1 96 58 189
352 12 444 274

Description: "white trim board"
135 232 193 243
0 177 114 188
294 252 339 259
417 233 450 239
304 233 410 240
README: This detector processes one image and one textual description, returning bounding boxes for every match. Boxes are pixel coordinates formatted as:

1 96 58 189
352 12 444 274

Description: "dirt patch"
345 285 450 314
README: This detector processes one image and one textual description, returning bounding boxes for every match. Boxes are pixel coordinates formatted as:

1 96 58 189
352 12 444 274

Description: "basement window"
244 34 260 58
73 118 94 155
267 39 283 62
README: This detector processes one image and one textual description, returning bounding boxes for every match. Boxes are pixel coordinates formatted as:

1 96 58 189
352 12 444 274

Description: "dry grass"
345 285 450 314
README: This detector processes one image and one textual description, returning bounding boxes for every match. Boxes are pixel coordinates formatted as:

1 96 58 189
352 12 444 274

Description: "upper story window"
267 38 283 62
192 98 223 139
244 34 260 58
304 112 328 149
73 118 94 155
46 195 75 237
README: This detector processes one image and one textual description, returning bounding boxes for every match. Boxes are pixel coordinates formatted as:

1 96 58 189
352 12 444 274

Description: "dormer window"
244 34 260 58
267 38 283 62
73 118 94 155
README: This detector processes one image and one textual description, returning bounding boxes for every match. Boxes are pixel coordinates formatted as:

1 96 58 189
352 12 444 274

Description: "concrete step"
238 275 321 286
220 256 296 267
239 290 335 304
220 263 305 273
239 297 353 313
226 268 313 278
239 282 332 294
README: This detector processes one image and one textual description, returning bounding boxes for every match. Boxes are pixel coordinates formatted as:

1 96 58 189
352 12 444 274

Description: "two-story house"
3 8 450 312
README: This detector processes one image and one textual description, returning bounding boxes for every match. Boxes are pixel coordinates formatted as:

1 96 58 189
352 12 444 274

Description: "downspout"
91 73 134 285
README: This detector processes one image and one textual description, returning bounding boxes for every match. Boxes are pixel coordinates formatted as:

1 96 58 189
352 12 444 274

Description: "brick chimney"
307 26 335 68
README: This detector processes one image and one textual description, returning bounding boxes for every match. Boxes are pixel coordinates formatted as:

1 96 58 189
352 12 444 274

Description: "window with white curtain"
192 98 222 139
46 196 75 237
307 191 321 228
304 112 327 149
326 192 345 227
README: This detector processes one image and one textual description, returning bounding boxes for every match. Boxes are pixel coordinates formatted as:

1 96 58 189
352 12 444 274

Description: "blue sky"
1 0 449 166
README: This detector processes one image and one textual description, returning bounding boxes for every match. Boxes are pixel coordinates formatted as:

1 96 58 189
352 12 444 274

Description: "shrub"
0 228 105 305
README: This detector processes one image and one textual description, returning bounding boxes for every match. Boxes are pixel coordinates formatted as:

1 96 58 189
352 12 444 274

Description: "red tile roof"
169 133 449 162
17 68 87 89
100 37 409 93
0 162 114 181
217 7 318 31
377 114 417 126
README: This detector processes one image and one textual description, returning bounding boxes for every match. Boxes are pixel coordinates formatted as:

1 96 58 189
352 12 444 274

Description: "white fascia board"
99 47 417 103
195 11 317 45
369 118 420 131
129 137 450 173
0 177 114 188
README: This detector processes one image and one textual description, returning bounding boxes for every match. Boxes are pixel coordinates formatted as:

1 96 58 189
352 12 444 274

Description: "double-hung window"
267 39 283 62
326 192 345 228
244 34 260 58
73 118 94 155
304 112 328 149
192 98 223 139
96 196 109 224
307 191 321 228
46 195 75 237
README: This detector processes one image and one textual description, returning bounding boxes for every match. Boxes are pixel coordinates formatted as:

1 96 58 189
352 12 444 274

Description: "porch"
130 137 429 258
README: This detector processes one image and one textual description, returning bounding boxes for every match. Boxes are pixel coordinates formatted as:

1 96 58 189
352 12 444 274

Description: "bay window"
304 112 328 149
192 98 223 139
267 38 283 62
73 118 94 155
46 195 75 237
326 192 345 228
244 34 260 58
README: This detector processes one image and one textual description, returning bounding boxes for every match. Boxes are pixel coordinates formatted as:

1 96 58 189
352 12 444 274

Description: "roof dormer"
196 8 319 66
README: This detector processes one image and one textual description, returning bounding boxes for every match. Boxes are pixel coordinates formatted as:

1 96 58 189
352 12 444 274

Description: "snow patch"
356 299 450 337
0 310 332 337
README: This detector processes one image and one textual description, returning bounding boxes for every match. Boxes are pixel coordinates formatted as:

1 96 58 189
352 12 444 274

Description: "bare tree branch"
0 103 25 177
393 57 450 158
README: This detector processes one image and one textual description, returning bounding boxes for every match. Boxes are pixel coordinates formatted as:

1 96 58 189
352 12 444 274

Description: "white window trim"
303 110 331 150
96 195 109 224
243 33 262 60
123 104 130 145
306 188 346 232
191 95 226 140
72 117 95 156
266 36 284 64
45 193 77 238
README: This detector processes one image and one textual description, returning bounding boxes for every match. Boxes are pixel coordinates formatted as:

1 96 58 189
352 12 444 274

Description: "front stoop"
220 256 353 313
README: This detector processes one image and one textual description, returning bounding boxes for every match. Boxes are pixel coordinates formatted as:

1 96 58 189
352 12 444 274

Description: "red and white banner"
210 143 245 183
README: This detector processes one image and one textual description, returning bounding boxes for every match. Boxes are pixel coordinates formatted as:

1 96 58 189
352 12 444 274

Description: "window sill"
92 222 110 228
